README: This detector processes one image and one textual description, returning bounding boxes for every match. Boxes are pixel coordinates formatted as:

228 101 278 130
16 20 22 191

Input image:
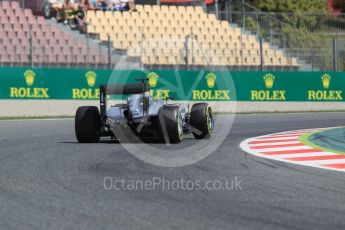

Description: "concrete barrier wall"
0 100 344 117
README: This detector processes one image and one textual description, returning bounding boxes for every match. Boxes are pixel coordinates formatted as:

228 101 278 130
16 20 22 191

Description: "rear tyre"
158 106 183 144
189 103 214 139
75 106 101 143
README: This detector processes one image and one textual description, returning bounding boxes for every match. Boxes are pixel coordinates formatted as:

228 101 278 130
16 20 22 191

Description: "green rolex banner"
232 72 344 101
0 67 344 101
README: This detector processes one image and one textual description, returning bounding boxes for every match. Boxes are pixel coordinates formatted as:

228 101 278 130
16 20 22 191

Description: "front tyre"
75 106 101 143
158 106 183 144
190 103 214 139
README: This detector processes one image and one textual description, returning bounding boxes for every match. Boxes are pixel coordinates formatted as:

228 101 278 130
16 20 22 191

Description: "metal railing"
208 0 345 72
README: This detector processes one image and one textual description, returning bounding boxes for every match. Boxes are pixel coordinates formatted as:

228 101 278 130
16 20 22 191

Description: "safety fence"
211 1 345 72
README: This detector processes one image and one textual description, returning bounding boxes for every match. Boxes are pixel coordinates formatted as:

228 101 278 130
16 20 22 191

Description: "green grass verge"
298 128 345 155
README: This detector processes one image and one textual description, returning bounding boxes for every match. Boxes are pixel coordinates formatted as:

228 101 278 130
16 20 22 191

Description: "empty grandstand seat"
0 1 105 67
1 1 10 8
85 4 296 67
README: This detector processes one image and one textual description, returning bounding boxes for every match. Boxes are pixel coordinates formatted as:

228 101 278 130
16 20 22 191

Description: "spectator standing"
68 0 79 11
75 4 87 32
63 0 73 24
90 0 97 8
128 0 136 11
95 0 109 11
52 0 65 21
110 0 125 11
82 0 95 10
120 0 136 11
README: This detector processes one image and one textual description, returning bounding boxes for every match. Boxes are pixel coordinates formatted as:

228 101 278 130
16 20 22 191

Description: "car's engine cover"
106 94 165 122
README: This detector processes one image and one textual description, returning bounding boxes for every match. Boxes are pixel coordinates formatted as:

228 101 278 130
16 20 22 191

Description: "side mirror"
165 96 174 105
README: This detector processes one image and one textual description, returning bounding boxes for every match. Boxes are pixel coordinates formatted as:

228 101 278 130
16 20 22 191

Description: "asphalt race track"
1 113 345 230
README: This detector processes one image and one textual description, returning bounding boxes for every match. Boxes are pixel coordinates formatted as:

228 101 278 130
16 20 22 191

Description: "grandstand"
86 5 298 69
0 1 106 67
0 0 301 69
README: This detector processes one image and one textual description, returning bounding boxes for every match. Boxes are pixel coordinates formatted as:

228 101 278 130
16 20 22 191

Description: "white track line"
249 140 301 147
256 146 314 152
251 136 300 142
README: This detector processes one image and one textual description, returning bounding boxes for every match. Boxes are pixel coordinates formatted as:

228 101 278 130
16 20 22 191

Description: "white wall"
1 100 344 117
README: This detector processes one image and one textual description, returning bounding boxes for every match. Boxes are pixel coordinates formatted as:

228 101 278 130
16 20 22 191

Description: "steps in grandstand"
45 18 108 61
46 18 141 69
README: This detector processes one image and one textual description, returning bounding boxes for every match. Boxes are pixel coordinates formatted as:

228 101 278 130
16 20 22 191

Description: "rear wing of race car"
99 81 150 124
100 83 149 95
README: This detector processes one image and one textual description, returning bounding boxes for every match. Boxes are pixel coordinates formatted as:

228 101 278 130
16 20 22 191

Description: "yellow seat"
166 55 177 65
144 5 152 13
139 11 147 19
126 19 135 27
99 32 109 42
213 21 221 29
143 18 153 25
99 17 109 26
174 27 184 36
191 12 199 20
87 10 95 18
152 20 161 27
186 20 195 28
135 19 144 27
96 11 104 19
122 11 131 19
199 13 208 21
184 27 192 34
143 31 154 39
87 25 97 34
140 55 148 64
89 24 102 34
135 4 144 12
161 19 170 28
127 47 139 57
165 13 175 21
186 6 194 14
170 5 178 13
113 11 122 20
152 5 160 13
104 11 113 20
103 25 113 33
195 6 203 13
178 20 186 28
161 5 169 13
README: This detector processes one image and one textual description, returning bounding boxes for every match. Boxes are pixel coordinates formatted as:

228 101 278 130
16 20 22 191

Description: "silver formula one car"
75 79 214 143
